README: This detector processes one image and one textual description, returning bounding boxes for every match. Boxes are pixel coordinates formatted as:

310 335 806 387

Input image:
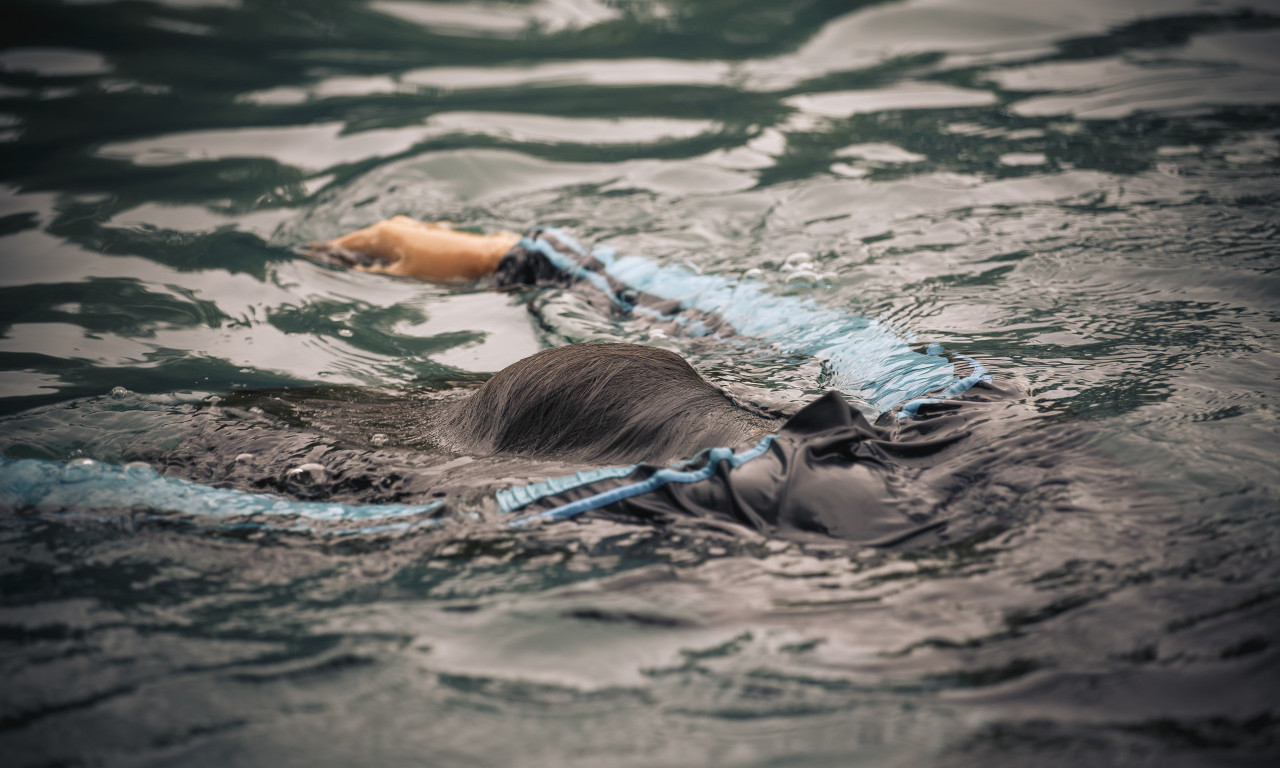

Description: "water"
2 0 1280 765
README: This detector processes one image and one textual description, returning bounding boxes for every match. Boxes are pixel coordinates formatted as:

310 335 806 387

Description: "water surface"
2 1 1279 766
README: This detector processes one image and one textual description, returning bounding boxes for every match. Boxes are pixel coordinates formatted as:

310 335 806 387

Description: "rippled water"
3 1 1280 765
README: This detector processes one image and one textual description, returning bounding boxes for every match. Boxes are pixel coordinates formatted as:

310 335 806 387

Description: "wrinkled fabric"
502 387 1018 547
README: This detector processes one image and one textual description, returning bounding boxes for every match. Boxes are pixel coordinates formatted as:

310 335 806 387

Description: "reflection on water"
371 0 621 36
2 0 1280 766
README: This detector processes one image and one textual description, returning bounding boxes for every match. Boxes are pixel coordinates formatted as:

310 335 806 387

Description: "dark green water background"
2 1 1280 765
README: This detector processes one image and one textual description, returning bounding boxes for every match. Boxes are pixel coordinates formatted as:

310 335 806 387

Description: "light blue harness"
528 227 988 415
499 434 776 526
0 456 444 535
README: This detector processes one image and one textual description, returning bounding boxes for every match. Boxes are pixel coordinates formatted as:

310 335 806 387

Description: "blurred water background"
2 0 1279 765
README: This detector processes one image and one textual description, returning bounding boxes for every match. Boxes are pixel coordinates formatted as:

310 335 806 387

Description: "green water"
2 1 1280 765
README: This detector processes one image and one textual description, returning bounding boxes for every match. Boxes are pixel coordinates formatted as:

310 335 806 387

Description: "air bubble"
785 270 821 287
123 461 155 479
284 463 329 494
783 252 814 271
370 433 388 447
62 458 100 482
110 386 130 399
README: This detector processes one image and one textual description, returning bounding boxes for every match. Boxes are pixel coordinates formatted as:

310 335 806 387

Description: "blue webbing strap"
535 227 983 412
495 464 641 515
527 228 986 415
597 254 964 413
897 348 992 419
505 433 776 526
0 456 444 533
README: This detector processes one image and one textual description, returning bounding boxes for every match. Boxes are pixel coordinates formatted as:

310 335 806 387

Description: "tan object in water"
309 216 519 281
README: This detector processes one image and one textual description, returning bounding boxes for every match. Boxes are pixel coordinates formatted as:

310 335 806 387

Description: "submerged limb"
504 227 983 415
307 216 520 281
308 221 987 415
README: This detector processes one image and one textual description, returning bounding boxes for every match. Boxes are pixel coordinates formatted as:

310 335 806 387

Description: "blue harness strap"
505 434 776 526
898 349 992 419
0 456 444 534
558 236 974 413
495 464 640 514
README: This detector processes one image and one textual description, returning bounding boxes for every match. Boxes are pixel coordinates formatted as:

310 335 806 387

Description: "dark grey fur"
441 343 778 465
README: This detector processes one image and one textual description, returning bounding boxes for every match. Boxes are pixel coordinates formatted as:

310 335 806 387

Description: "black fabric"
493 228 579 289
510 390 996 546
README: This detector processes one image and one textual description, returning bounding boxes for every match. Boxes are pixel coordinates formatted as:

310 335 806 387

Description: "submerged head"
442 343 777 465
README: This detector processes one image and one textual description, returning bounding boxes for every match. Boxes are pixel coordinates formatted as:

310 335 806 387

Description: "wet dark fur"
441 343 776 465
